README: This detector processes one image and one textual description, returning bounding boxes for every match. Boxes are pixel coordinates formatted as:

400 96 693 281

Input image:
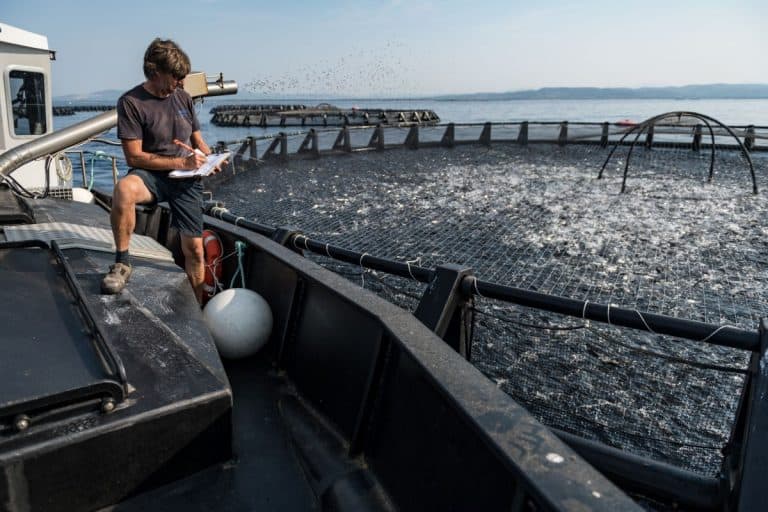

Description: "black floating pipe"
207 206 275 237
205 206 434 284
554 428 722 511
294 235 434 284
460 277 759 352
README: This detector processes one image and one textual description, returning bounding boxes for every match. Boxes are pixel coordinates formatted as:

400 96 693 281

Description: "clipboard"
168 152 231 178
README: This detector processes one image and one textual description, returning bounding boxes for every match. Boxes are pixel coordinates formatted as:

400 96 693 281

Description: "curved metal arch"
694 111 757 194
599 111 757 194
620 113 717 193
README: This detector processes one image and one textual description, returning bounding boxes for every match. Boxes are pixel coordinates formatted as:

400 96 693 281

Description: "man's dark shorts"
128 169 203 237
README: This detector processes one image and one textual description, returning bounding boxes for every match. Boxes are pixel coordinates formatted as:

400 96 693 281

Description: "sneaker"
101 263 133 294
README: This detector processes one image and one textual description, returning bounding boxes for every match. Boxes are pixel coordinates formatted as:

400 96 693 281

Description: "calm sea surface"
53 98 768 189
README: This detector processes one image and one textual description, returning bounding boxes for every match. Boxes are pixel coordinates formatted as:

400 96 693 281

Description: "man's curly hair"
143 38 191 80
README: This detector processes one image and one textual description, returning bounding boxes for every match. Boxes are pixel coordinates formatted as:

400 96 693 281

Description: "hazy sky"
4 0 767 97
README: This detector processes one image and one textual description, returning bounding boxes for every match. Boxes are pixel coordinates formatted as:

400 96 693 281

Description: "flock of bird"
245 42 421 98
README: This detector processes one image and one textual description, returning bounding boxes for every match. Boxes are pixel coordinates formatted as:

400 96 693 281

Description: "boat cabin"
0 22 55 191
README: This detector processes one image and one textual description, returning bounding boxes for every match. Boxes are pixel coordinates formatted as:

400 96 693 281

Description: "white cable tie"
607 303 612 326
406 257 421 281
293 234 308 251
234 216 244 226
699 325 731 344
582 300 590 319
472 276 486 298
634 309 657 334
359 252 369 287
325 243 332 258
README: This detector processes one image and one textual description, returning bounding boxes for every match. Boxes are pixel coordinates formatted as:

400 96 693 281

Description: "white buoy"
203 288 273 359
71 187 95 204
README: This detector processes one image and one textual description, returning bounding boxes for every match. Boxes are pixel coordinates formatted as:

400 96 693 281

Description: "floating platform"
52 105 114 116
209 103 440 128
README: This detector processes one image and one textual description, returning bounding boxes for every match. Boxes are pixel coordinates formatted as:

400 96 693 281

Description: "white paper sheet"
168 152 231 178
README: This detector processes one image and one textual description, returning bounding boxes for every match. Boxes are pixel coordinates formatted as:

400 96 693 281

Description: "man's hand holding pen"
173 139 227 174
174 139 208 170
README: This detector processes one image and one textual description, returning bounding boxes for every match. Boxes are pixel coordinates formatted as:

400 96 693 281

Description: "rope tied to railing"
582 300 591 327
88 150 112 190
470 275 486 298
406 257 422 281
359 252 369 287
229 240 247 289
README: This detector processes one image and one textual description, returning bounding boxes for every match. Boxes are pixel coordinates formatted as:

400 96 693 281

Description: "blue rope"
229 241 247 288
88 150 111 190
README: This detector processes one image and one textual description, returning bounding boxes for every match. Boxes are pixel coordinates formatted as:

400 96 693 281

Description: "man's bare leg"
181 234 205 304
111 175 154 251
102 175 154 294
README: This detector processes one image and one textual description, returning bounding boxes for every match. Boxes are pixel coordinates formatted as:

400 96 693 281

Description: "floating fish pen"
52 104 114 116
197 113 768 510
209 103 309 113
209 102 440 127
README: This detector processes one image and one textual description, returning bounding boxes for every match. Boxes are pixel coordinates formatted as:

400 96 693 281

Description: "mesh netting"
211 142 767 476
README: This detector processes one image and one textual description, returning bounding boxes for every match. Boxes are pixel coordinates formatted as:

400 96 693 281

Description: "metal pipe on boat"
205 77 238 97
0 110 117 177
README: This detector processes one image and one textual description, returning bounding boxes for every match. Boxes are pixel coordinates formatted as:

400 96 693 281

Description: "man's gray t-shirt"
116 85 200 164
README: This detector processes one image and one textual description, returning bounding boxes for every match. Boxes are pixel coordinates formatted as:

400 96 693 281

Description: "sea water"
52 97 768 191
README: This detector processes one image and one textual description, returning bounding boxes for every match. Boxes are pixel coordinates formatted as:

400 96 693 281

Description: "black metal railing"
211 120 767 165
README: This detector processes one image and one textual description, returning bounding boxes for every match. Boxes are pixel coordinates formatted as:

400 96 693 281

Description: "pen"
173 139 205 156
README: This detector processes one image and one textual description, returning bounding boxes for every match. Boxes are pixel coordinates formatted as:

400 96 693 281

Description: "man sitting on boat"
102 38 217 301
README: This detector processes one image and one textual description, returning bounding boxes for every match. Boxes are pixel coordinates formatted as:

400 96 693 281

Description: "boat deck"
106 356 321 512
1 195 387 511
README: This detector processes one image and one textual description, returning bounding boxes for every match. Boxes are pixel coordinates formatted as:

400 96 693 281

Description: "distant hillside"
55 83 768 104
54 89 122 104
433 84 768 101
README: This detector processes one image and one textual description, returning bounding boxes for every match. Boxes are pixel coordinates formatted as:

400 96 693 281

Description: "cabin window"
9 70 47 136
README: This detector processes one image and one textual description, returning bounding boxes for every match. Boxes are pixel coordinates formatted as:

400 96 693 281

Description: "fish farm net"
211 140 767 477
